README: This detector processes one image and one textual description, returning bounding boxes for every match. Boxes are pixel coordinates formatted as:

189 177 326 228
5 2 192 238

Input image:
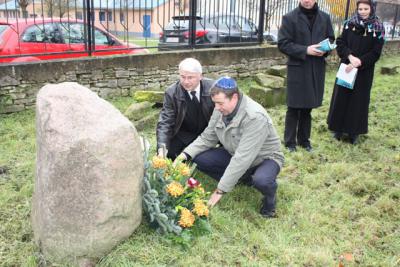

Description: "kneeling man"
157 58 214 160
177 77 284 218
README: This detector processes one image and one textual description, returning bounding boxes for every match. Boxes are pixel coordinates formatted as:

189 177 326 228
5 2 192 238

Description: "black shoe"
260 196 276 218
301 144 312 152
260 209 277 218
286 146 297 152
349 135 358 145
333 132 343 141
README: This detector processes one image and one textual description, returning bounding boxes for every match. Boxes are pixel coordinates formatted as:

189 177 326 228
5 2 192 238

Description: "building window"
120 12 125 22
99 11 112 22
76 11 83 20
99 11 105 22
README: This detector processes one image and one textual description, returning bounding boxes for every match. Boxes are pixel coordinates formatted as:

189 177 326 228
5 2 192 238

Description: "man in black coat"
278 0 334 152
156 58 215 160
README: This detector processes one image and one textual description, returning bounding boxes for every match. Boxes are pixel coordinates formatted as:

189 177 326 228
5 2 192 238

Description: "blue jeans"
193 147 280 210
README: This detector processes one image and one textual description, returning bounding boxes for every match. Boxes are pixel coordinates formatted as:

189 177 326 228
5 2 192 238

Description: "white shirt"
189 84 201 103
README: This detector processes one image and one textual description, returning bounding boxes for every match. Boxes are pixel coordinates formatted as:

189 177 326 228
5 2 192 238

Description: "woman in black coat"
327 0 385 144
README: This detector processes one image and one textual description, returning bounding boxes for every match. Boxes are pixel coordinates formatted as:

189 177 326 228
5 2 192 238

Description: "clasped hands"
345 55 362 73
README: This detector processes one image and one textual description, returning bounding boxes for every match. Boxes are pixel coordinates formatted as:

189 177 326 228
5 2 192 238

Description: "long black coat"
327 25 384 135
278 7 334 108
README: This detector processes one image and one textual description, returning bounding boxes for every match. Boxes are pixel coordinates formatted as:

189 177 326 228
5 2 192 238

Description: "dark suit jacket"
156 78 215 150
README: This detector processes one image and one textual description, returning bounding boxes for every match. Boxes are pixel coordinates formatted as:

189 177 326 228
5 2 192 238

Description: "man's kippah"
214 76 237 90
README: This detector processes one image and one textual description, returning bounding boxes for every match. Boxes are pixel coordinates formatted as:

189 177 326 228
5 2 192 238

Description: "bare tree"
264 0 290 32
17 0 31 18
44 0 70 18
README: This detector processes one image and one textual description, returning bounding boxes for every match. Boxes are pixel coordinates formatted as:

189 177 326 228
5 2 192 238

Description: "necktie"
190 91 199 106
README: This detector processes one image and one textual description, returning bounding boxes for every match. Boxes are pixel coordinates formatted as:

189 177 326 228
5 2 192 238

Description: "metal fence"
0 0 398 62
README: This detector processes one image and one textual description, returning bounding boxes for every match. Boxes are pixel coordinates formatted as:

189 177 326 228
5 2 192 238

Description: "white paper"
336 63 358 89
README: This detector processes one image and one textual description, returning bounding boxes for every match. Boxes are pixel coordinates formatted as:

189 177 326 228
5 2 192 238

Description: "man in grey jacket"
176 77 284 218
156 58 214 160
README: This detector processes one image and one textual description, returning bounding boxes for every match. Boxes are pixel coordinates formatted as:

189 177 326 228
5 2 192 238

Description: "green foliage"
0 56 399 266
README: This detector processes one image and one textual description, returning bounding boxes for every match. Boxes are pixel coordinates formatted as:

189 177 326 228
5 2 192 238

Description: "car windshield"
165 16 202 30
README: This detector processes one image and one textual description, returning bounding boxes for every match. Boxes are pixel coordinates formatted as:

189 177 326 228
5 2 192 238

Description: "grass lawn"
0 56 399 266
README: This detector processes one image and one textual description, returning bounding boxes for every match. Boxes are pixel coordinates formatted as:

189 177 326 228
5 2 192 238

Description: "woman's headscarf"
344 0 385 38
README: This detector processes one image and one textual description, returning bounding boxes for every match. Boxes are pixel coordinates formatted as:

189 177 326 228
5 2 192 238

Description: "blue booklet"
336 63 358 89
318 38 337 52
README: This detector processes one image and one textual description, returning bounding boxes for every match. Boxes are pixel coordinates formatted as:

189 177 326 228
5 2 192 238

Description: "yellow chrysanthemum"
179 208 195 228
166 181 185 197
193 199 209 217
196 186 205 194
178 164 191 176
152 156 167 169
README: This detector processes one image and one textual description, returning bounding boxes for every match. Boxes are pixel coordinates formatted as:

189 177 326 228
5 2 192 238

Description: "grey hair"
178 58 202 74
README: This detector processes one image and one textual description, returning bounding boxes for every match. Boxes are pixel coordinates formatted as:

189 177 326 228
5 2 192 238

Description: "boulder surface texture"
32 82 143 265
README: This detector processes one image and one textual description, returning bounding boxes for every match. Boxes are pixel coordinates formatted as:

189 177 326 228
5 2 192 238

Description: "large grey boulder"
32 82 143 266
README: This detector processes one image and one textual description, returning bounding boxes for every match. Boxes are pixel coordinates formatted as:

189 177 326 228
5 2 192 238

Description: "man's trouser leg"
252 159 280 213
167 137 187 160
284 107 299 148
297 108 312 147
193 147 231 181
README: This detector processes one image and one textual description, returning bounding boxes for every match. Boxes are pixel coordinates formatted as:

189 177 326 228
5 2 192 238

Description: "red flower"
187 177 200 188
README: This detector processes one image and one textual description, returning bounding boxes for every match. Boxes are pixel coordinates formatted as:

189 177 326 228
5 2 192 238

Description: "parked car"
158 14 273 50
0 19 148 63
263 32 277 45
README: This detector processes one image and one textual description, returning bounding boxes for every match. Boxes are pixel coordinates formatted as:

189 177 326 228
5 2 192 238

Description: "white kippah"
178 58 202 74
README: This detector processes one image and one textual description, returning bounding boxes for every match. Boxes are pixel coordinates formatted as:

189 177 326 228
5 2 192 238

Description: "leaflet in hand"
336 63 358 89
318 38 337 52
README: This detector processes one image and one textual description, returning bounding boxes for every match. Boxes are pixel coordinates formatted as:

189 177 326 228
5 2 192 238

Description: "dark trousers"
284 107 312 147
193 147 280 210
167 137 186 160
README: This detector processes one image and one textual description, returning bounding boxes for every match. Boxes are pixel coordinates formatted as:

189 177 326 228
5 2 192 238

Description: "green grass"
1 56 400 266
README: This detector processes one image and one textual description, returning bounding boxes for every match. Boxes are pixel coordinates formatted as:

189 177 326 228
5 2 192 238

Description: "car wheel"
206 32 218 44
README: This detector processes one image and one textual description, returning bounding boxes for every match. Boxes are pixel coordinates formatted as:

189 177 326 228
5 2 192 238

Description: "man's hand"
207 189 225 207
157 147 168 158
307 44 325 57
173 153 187 166
348 55 361 68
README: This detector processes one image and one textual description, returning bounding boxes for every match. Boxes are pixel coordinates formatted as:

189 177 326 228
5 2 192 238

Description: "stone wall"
1 40 399 114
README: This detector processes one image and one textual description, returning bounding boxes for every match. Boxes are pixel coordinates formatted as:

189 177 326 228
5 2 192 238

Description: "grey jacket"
156 78 215 149
184 95 284 192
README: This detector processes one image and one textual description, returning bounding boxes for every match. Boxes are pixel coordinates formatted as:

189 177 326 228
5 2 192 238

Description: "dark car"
158 14 271 50
0 19 148 63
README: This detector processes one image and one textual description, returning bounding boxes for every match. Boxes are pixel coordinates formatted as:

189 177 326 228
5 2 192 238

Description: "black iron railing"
0 0 398 62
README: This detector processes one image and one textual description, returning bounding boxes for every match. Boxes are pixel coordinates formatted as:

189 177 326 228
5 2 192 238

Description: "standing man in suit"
278 0 334 152
156 58 215 160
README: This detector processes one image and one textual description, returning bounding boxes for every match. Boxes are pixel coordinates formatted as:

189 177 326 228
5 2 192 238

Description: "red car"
0 18 148 63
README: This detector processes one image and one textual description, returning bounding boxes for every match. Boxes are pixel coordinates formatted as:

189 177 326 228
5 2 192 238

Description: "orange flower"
193 199 209 217
179 208 195 228
152 156 167 169
166 181 184 197
178 164 191 176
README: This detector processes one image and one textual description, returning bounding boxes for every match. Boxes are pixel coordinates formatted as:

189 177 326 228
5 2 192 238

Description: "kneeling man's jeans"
193 147 279 209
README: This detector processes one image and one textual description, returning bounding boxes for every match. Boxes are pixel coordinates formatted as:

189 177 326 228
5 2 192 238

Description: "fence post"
344 0 351 20
85 0 93 56
258 0 266 43
392 4 399 40
189 0 198 48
